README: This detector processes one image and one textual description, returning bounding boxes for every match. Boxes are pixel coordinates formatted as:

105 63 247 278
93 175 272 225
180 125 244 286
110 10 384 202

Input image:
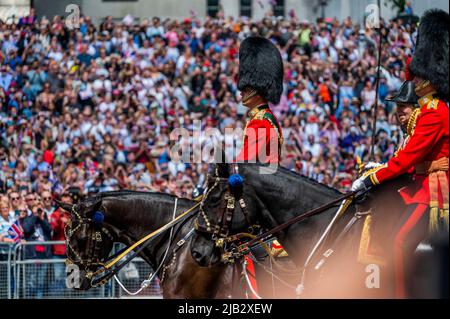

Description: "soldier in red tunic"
236 36 284 164
234 36 284 297
352 9 449 298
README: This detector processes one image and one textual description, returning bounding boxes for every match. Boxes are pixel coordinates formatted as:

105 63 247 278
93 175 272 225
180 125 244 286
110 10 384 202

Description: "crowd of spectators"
1 8 416 251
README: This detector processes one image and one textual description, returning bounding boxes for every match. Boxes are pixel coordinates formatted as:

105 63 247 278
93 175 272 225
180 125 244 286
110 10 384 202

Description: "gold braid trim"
406 108 421 136
248 104 268 118
361 164 387 179
242 106 268 145
415 80 431 94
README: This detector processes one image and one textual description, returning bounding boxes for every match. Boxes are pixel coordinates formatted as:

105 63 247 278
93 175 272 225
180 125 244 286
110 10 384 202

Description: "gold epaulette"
428 98 439 110
418 94 440 110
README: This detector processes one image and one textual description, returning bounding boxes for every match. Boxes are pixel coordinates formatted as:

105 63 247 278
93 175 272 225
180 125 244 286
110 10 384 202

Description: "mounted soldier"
236 36 284 164
352 9 449 298
235 36 285 297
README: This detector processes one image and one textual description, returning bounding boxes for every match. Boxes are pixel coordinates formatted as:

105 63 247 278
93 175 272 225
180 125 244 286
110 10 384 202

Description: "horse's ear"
215 163 230 178
54 199 73 213
212 143 229 178
84 198 104 218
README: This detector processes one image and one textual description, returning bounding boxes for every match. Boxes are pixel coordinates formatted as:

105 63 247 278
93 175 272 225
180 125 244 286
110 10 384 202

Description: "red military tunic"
365 94 449 298
369 95 449 207
236 105 283 163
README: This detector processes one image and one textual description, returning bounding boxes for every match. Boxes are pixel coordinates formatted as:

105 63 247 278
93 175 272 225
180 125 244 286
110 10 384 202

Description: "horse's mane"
81 190 193 207
98 190 179 199
241 163 343 196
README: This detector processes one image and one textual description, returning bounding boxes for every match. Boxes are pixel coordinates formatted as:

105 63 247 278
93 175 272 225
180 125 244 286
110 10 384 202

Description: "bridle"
194 166 261 259
64 204 115 284
65 197 202 289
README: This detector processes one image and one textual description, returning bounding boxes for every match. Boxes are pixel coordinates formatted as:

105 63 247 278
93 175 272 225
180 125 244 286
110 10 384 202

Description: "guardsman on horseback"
236 36 284 164
352 9 449 298
235 36 284 297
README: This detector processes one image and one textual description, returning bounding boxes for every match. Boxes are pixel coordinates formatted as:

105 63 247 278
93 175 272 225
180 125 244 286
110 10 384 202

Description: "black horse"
192 163 435 298
57 191 238 298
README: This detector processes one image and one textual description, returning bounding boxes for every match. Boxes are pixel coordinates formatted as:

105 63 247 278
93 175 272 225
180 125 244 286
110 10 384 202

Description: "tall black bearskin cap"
409 9 449 99
238 36 284 104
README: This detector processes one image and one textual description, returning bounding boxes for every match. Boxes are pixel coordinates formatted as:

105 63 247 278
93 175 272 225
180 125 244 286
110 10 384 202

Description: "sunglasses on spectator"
11 197 20 201
43 197 52 201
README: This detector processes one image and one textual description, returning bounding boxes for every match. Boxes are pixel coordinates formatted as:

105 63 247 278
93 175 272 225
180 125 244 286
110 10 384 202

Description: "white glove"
364 162 382 170
351 176 367 192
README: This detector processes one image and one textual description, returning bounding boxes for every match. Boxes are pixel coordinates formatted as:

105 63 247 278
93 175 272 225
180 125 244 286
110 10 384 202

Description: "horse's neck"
245 167 341 266
104 195 193 266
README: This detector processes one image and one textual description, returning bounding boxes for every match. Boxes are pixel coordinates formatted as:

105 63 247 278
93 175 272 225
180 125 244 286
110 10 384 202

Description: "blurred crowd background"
1 8 415 247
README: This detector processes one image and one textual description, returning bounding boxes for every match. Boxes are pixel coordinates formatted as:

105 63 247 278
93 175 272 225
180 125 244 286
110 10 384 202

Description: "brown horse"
57 191 242 298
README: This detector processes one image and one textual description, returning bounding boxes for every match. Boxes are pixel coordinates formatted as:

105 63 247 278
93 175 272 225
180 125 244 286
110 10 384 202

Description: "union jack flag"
7 220 23 243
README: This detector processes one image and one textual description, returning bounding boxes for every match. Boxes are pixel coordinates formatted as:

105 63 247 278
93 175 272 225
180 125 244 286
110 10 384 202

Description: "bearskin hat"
409 9 449 99
238 36 284 104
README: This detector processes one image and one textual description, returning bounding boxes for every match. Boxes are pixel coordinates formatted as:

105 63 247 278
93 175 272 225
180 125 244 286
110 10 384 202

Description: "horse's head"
56 197 115 290
192 163 262 266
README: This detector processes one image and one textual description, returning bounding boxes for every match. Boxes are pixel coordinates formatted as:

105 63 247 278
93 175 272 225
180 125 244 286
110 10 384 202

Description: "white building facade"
2 0 449 25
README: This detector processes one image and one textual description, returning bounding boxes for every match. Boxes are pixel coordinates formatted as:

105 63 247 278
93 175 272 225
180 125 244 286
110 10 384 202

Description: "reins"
223 191 359 260
112 197 179 295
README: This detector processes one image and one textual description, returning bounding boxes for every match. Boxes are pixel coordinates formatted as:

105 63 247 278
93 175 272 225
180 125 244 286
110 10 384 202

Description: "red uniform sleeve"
374 110 444 184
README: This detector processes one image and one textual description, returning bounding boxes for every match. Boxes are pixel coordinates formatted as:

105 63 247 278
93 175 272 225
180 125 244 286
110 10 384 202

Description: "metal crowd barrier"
110 243 162 298
0 243 13 299
0 241 162 299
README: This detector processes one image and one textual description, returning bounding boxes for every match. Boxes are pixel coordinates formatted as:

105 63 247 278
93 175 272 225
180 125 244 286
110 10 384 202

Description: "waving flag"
7 220 23 243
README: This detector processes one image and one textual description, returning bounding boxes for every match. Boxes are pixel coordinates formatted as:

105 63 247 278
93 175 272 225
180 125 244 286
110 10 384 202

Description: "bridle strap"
197 173 258 240
238 198 253 230
216 191 235 239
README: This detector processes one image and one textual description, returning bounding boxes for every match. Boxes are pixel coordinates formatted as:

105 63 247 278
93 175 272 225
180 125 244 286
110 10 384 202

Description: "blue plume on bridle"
92 211 105 224
228 174 244 189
